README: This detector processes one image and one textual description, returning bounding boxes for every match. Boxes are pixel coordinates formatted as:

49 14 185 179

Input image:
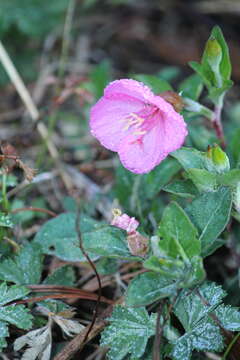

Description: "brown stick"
53 297 124 360
11 206 57 218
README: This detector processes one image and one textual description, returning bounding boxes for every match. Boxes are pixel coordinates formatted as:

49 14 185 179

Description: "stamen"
133 130 147 136
121 112 145 131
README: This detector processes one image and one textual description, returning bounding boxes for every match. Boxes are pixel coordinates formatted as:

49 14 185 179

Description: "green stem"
222 332 240 359
2 172 9 212
37 0 75 168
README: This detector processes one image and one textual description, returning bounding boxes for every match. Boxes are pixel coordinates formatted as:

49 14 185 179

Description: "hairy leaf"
101 306 156 360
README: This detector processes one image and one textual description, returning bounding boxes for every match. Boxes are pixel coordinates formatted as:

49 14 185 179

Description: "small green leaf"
0 283 33 350
143 158 181 199
126 272 178 306
0 243 43 285
43 265 76 286
0 283 30 306
0 213 13 228
90 60 112 99
133 74 172 93
187 168 217 192
185 187 232 256
0 305 32 329
96 258 119 275
217 169 240 187
100 306 156 360
163 179 199 198
172 147 207 171
84 225 133 259
179 74 203 101
214 305 240 331
211 26 231 80
158 202 200 259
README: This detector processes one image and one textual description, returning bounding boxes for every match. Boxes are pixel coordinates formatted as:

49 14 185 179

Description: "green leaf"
171 282 226 360
0 213 13 228
133 74 172 93
43 265 76 286
126 272 178 306
0 282 30 306
185 187 232 256
217 169 240 187
163 179 199 198
100 306 156 360
211 26 231 80
0 243 43 285
0 283 32 351
90 60 112 99
189 61 212 89
0 305 32 329
143 158 181 199
187 169 217 192
33 213 99 261
96 258 119 275
150 202 205 287
179 74 203 101
34 213 132 261
0 322 8 350
214 305 240 331
158 202 200 259
172 147 207 171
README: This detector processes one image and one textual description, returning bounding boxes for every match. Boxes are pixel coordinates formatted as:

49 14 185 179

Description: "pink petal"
90 95 142 152
118 122 168 174
150 95 188 153
104 79 154 103
111 213 139 232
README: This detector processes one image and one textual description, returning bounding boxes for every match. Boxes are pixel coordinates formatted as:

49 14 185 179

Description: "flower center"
121 105 159 138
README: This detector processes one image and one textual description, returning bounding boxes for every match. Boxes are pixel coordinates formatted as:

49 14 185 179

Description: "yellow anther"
133 130 147 136
112 208 122 218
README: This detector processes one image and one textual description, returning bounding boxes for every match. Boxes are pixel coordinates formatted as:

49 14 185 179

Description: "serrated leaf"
0 243 43 285
214 304 240 331
0 212 13 228
101 306 156 360
185 187 232 257
171 282 227 360
0 305 32 329
0 283 32 351
0 322 8 350
126 272 178 306
43 265 76 286
0 282 30 306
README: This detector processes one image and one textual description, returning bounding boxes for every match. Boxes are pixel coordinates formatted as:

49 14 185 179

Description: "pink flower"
111 209 139 233
90 79 188 174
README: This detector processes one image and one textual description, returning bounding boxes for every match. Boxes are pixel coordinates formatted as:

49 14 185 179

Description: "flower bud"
127 232 149 257
205 37 222 70
206 144 230 173
160 91 184 113
111 208 139 233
